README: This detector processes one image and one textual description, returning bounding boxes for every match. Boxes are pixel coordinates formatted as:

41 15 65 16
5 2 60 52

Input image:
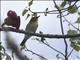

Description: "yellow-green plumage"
20 16 39 46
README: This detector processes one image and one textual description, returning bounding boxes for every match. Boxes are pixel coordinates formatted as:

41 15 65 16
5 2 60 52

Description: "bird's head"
7 10 17 19
31 16 40 22
2 10 20 29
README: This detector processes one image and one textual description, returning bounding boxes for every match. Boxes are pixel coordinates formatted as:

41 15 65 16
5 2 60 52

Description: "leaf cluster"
67 29 80 51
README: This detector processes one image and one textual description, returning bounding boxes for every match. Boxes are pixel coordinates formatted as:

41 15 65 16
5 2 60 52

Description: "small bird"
2 10 20 29
20 16 40 46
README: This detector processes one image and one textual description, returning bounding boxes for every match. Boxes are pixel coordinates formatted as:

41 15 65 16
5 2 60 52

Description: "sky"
1 1 80 60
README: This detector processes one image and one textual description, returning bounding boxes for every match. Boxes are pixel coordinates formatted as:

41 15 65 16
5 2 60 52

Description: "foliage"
60 1 67 8
67 29 80 51
67 6 77 14
60 0 80 51
1 0 80 60
0 43 4 59
22 9 28 16
6 54 11 60
75 17 80 24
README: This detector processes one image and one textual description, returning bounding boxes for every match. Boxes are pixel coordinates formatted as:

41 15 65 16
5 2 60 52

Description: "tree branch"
0 27 80 39
67 49 74 57
52 0 68 60
27 49 48 60
36 39 65 57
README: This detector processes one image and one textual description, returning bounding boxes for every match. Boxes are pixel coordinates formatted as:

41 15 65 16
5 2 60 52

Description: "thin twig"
25 48 48 60
67 49 74 57
29 8 59 14
72 1 78 6
42 42 65 56
28 7 68 14
36 39 65 57
62 15 80 31
53 0 68 60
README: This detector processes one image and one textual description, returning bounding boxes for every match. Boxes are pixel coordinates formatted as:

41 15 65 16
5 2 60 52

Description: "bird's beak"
37 16 40 18
36 16 40 19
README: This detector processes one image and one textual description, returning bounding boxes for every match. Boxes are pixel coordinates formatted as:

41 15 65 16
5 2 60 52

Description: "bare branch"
52 0 68 60
36 39 65 57
27 49 48 60
67 49 74 57
0 27 80 39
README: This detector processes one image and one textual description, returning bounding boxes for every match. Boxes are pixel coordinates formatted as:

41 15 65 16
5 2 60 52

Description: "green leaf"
71 43 80 51
46 8 48 11
0 52 4 59
60 1 66 8
22 9 28 16
45 8 48 16
77 41 80 45
67 29 77 35
6 55 11 60
27 14 30 18
28 0 33 6
67 6 77 14
75 17 80 24
25 14 30 20
78 12 80 15
0 44 3 50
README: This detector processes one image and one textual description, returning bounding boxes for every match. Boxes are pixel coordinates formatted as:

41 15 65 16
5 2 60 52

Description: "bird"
2 10 20 29
20 16 40 46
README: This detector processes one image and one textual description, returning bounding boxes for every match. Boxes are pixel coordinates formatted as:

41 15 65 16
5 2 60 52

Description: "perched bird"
20 16 40 46
2 10 20 29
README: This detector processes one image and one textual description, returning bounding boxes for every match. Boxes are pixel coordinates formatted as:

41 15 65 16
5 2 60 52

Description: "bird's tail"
20 36 30 46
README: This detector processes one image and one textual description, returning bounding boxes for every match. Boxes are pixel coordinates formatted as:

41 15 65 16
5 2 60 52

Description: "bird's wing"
25 21 38 33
